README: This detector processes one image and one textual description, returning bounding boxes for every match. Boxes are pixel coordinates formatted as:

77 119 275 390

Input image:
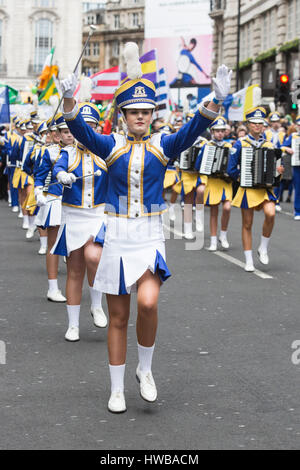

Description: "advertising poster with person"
144 0 213 107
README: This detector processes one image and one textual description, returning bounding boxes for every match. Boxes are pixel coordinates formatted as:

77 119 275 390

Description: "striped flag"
74 66 120 102
121 49 158 85
155 68 170 119
38 75 59 103
38 47 59 91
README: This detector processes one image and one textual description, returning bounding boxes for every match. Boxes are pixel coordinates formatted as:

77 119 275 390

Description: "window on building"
114 14 120 29
112 40 119 57
261 8 277 51
240 22 252 61
35 0 55 7
287 0 300 40
34 19 53 73
84 43 91 56
132 12 139 27
93 42 100 56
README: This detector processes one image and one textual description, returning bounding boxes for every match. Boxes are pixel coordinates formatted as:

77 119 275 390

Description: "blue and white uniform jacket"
52 143 108 208
64 103 217 218
35 144 64 197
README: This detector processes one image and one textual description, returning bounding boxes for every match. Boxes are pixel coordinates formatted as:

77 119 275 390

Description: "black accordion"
199 145 230 180
179 146 200 171
240 147 282 188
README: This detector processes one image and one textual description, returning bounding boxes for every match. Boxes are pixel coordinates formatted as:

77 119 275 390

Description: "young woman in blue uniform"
60 42 232 413
51 104 108 342
34 117 68 302
227 107 284 272
195 116 233 251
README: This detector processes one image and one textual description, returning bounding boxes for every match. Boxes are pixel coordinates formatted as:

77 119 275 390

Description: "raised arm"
161 105 217 159
60 73 115 159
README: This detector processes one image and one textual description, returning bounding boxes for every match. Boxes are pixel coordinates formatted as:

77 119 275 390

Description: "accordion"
291 136 300 166
199 145 230 179
179 146 200 171
281 153 293 180
240 147 282 188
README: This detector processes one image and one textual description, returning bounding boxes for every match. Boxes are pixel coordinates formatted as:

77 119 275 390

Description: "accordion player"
240 147 282 188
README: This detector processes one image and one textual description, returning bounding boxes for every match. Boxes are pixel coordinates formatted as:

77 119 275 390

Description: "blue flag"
0 86 10 124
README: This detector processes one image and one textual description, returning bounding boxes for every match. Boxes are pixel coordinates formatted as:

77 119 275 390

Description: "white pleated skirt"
93 215 171 295
35 195 62 229
51 204 106 257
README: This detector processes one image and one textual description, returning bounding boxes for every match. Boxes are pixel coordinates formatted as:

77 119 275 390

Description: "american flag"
75 66 120 101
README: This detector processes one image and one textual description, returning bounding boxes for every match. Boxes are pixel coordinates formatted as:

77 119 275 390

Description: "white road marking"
211 251 274 279
278 210 294 217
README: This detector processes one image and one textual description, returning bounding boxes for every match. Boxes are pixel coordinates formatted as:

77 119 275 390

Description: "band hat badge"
268 111 280 122
245 106 267 123
210 116 227 130
115 78 156 110
79 102 101 124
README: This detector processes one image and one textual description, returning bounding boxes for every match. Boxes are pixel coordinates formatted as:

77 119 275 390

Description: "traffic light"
275 73 290 104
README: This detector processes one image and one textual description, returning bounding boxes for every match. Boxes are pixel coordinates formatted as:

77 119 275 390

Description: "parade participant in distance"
12 119 36 236
227 107 284 272
160 122 179 222
60 41 231 413
34 117 67 302
195 116 233 251
281 115 300 220
51 105 108 342
173 113 207 238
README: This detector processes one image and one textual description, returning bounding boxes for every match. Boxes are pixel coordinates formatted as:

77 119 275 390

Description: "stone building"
0 0 83 90
210 0 300 106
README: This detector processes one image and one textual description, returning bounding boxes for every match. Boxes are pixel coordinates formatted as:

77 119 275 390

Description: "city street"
1 199 300 450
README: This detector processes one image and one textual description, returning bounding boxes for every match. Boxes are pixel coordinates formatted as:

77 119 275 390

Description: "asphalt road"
0 197 300 450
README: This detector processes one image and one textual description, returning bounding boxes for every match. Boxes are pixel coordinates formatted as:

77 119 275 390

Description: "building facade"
210 0 300 107
0 0 82 90
82 0 145 75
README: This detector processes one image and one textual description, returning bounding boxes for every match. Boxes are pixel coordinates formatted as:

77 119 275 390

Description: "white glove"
34 187 47 207
57 171 77 186
212 65 233 103
60 70 78 98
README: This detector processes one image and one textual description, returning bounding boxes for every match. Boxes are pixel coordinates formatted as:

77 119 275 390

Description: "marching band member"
161 123 179 221
264 112 287 213
196 116 232 251
22 121 48 254
281 115 300 220
34 117 67 302
60 41 231 413
12 119 35 235
173 113 207 238
264 112 286 147
51 104 108 342
227 107 284 272
2 116 20 212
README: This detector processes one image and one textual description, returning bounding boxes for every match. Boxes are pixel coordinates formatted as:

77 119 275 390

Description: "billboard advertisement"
144 0 213 108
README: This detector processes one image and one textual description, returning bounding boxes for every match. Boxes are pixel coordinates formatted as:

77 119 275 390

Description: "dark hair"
190 38 197 46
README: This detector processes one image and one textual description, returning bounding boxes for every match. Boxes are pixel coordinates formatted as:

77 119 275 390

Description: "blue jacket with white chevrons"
64 103 217 218
52 143 108 208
